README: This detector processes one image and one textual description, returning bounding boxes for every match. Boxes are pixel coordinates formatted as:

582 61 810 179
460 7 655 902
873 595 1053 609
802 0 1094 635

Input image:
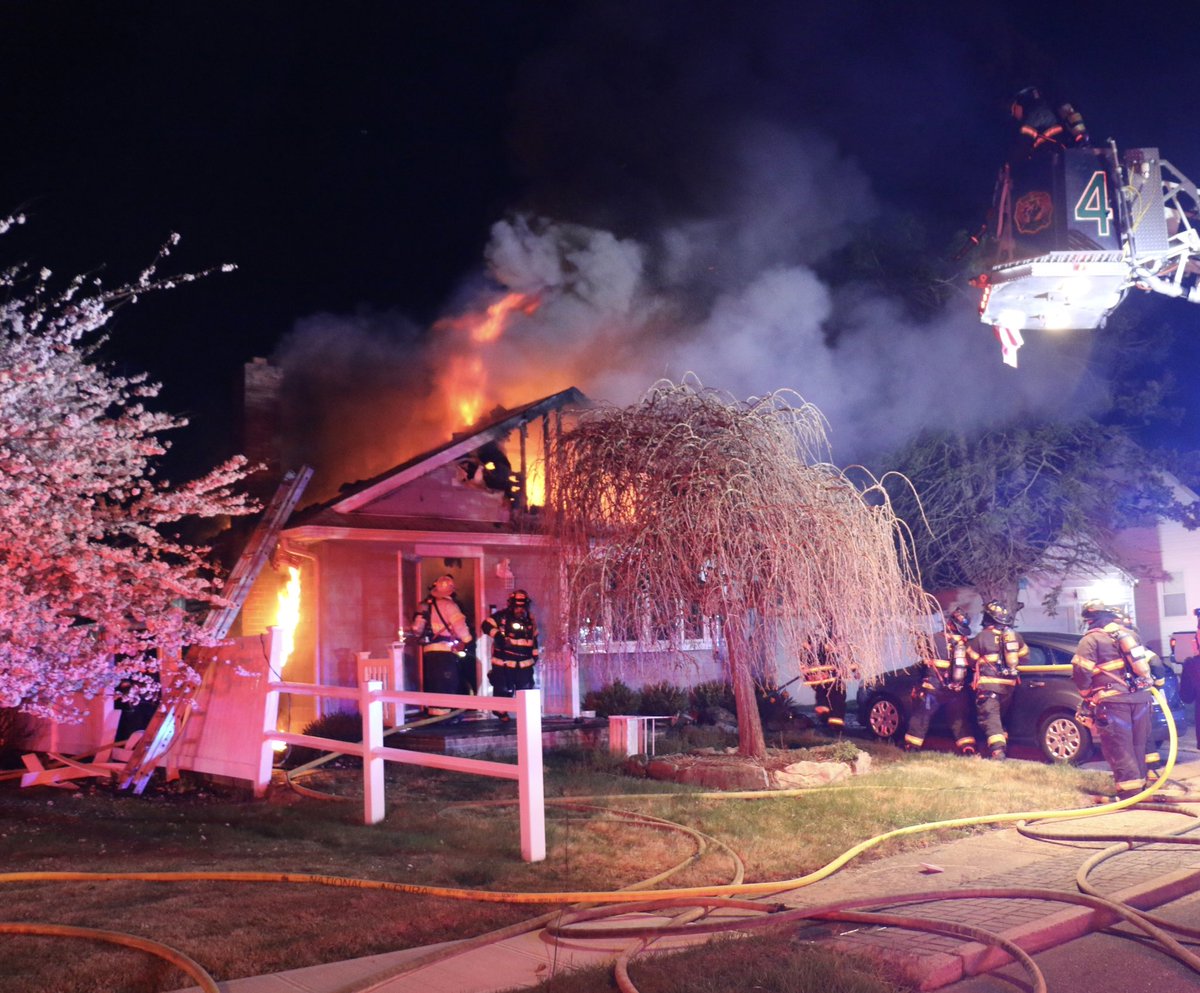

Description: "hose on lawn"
4 688 1193 993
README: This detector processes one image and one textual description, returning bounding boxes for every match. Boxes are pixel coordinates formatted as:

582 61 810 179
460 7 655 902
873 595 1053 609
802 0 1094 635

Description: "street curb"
907 865 1200 990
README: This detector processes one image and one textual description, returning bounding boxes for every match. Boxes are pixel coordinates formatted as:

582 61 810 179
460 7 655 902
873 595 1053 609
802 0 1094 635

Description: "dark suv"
855 631 1190 763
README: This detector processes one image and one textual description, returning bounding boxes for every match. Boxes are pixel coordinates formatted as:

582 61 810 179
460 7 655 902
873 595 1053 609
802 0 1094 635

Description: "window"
1163 575 1188 618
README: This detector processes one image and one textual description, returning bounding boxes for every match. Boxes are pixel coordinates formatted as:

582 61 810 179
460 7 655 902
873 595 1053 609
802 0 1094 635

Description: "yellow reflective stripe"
987 733 1008 746
1116 778 1145 791
956 737 976 748
904 734 923 747
977 676 1017 685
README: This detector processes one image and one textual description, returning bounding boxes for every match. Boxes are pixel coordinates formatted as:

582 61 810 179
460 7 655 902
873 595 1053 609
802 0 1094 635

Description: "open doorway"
410 554 487 699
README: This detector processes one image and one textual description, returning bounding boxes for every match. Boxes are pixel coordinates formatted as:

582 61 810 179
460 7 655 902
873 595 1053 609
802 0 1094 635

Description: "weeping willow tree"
546 380 932 758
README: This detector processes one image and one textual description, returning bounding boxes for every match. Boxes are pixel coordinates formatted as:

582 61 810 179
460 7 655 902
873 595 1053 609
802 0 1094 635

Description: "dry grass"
0 744 1107 993
500 933 916 993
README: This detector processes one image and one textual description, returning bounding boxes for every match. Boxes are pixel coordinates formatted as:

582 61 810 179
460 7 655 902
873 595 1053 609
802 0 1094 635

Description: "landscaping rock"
676 761 770 791
773 759 851 789
628 746 873 793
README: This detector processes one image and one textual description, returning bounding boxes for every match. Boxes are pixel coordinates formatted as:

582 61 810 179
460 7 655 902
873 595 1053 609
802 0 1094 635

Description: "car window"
1024 643 1050 666
1023 643 1073 667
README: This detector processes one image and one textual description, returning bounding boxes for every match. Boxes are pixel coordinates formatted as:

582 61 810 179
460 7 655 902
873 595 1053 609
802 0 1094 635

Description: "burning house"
237 386 588 731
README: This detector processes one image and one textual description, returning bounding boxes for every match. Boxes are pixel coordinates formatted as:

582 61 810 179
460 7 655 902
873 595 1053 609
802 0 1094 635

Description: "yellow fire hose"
3 687 1193 992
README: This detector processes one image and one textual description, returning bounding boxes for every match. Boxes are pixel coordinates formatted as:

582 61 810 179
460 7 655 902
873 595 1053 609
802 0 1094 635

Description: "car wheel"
866 694 905 742
1038 710 1092 764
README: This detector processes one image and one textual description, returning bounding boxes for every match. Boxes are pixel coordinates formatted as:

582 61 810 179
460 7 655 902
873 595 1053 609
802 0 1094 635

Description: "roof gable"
312 386 587 517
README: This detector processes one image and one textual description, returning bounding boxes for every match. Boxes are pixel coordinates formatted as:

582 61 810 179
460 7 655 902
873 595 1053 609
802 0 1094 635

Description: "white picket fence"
265 673 546 862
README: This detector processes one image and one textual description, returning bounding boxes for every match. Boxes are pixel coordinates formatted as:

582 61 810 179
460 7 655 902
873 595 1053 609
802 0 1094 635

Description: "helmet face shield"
982 599 1014 627
946 608 971 638
1081 598 1119 628
508 589 532 612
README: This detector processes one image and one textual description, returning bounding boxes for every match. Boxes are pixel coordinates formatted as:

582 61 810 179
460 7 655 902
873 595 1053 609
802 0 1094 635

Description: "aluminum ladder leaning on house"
116 466 314 793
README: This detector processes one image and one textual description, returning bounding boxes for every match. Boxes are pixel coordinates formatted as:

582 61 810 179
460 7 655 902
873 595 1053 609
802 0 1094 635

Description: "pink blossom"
0 237 255 720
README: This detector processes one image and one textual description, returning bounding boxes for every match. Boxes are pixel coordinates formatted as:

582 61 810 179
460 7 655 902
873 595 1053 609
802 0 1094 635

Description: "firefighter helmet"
981 599 1014 627
946 608 971 638
432 574 457 597
1081 599 1119 626
508 589 532 609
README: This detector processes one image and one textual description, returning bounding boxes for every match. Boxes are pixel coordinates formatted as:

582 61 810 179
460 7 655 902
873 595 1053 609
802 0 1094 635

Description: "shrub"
756 682 801 727
655 723 737 754
637 680 689 717
286 710 363 768
689 680 735 722
583 679 641 717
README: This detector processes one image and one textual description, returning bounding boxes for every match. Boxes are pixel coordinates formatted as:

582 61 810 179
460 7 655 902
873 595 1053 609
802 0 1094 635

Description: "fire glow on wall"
274 566 302 673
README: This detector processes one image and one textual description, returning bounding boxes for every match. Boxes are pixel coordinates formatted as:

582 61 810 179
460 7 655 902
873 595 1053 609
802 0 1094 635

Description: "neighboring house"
934 478 1200 660
1110 478 1200 659
237 384 729 731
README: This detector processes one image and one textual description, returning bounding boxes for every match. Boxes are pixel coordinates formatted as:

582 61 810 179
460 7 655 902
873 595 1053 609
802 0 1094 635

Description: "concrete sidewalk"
174 747 1200 993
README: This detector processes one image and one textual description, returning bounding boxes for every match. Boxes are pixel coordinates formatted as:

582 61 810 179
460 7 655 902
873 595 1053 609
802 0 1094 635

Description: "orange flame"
435 291 541 344
470 291 541 343
435 293 541 428
446 354 487 426
275 566 301 672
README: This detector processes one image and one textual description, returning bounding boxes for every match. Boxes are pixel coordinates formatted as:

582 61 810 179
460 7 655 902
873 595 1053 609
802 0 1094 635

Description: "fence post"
515 688 545 862
360 678 385 825
389 641 406 724
566 649 581 718
255 626 282 798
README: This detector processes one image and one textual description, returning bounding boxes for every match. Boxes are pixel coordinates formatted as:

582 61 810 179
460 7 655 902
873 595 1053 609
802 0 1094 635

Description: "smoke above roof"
272 2 1105 492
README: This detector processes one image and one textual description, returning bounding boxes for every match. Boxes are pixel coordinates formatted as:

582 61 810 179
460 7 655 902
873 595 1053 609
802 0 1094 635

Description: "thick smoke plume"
272 2 1106 497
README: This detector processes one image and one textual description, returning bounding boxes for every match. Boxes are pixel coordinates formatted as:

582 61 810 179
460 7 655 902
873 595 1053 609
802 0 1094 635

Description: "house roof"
290 385 588 522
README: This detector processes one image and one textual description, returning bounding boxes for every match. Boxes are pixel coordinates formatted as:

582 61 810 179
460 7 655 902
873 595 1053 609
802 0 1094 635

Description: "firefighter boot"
990 747 1007 761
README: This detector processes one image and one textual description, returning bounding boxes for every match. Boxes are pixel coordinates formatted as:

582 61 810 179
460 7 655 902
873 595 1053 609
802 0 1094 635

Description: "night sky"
4 2 1199 491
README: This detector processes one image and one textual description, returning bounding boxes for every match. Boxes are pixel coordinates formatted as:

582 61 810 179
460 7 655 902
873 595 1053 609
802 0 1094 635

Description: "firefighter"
1009 86 1088 157
969 599 1028 759
1182 654 1200 751
1182 610 1200 750
410 575 473 717
1119 612 1168 778
482 590 539 721
904 608 978 756
1073 600 1154 798
802 636 848 733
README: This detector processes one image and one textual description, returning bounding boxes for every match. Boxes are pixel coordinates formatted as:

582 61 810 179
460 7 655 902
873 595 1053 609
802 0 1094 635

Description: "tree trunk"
725 620 766 759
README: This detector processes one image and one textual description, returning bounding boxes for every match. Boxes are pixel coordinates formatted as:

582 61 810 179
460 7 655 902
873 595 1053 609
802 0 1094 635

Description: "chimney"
240 357 284 494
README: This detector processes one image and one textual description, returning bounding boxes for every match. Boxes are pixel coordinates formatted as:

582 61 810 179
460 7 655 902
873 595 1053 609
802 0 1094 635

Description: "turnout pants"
1096 698 1151 794
813 682 847 730
489 663 535 698
421 647 460 714
904 685 975 752
975 684 1016 755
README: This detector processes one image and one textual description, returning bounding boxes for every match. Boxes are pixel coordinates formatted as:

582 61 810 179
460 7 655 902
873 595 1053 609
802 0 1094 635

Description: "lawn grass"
0 739 1111 993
